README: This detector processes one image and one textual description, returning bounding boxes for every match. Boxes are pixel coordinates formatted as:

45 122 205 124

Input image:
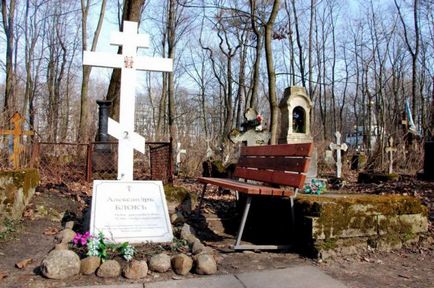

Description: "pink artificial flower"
81 232 91 246
72 231 91 247
72 233 82 246
256 114 263 123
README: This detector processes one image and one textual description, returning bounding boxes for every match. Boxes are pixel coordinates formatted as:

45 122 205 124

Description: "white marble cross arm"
83 51 124 69
108 118 145 154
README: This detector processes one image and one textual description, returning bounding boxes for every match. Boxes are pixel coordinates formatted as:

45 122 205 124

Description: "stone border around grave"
39 221 218 280
295 194 430 259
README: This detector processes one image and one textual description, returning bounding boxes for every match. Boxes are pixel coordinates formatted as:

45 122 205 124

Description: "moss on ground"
163 184 197 204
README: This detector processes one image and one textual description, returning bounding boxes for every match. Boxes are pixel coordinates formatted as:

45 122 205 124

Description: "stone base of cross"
329 131 348 179
83 21 173 181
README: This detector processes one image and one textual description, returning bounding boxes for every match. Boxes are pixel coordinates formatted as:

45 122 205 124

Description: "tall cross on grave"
385 136 397 174
83 21 173 181
329 131 348 178
0 112 34 169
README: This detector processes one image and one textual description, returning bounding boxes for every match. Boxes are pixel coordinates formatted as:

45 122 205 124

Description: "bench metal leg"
290 196 295 234
196 184 207 213
234 195 252 248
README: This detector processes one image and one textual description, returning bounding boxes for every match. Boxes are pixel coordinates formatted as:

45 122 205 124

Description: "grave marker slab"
90 180 173 243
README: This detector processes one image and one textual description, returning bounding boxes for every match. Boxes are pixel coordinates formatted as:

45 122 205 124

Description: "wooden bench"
197 143 313 250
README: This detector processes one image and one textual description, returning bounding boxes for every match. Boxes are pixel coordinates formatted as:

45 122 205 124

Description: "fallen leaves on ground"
43 227 59 236
15 258 33 269
0 271 7 280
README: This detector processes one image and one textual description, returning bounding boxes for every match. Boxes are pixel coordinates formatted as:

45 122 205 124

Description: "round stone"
123 259 148 279
96 260 121 278
195 254 217 275
149 253 171 273
171 254 193 276
40 250 80 279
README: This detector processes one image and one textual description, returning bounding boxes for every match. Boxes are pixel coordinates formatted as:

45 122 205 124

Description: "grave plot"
296 194 429 259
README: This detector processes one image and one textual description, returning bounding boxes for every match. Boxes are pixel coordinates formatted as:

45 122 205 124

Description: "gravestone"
175 142 186 175
329 131 348 179
278 87 317 182
92 100 115 173
90 181 172 243
205 139 213 159
230 108 270 146
84 21 174 243
278 86 313 144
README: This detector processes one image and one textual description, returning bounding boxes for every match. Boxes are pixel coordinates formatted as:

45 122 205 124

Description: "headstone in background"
278 86 317 182
92 100 115 173
329 131 348 179
230 108 270 147
175 142 186 175
205 139 213 159
278 86 313 144
0 112 34 169
385 136 397 174
325 150 336 167
229 129 271 147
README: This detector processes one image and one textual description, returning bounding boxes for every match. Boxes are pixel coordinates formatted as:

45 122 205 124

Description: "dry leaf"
0 271 7 280
23 208 34 219
43 227 59 236
15 258 33 269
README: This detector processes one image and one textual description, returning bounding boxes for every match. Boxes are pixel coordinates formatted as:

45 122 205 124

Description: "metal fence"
34 141 172 185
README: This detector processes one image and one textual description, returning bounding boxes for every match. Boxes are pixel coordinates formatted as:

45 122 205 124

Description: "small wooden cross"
385 136 397 174
0 112 34 169
329 131 348 178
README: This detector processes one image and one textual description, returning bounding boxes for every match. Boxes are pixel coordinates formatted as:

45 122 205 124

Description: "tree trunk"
1 0 16 114
105 0 145 120
79 0 106 142
265 0 280 144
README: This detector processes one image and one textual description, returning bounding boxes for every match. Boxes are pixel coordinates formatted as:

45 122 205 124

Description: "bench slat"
198 177 294 197
234 167 306 188
237 157 310 173
240 143 312 157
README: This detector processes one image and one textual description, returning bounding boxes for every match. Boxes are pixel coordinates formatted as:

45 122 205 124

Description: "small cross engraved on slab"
329 131 348 178
385 136 397 174
83 21 173 181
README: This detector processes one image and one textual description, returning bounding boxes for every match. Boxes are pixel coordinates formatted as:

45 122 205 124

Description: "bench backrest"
233 143 313 189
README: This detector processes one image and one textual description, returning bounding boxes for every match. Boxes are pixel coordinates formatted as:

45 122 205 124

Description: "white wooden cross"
83 21 173 181
385 136 397 174
329 131 348 178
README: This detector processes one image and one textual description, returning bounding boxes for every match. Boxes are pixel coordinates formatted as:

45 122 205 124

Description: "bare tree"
79 0 107 142
105 0 146 120
264 0 279 144
1 0 16 113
